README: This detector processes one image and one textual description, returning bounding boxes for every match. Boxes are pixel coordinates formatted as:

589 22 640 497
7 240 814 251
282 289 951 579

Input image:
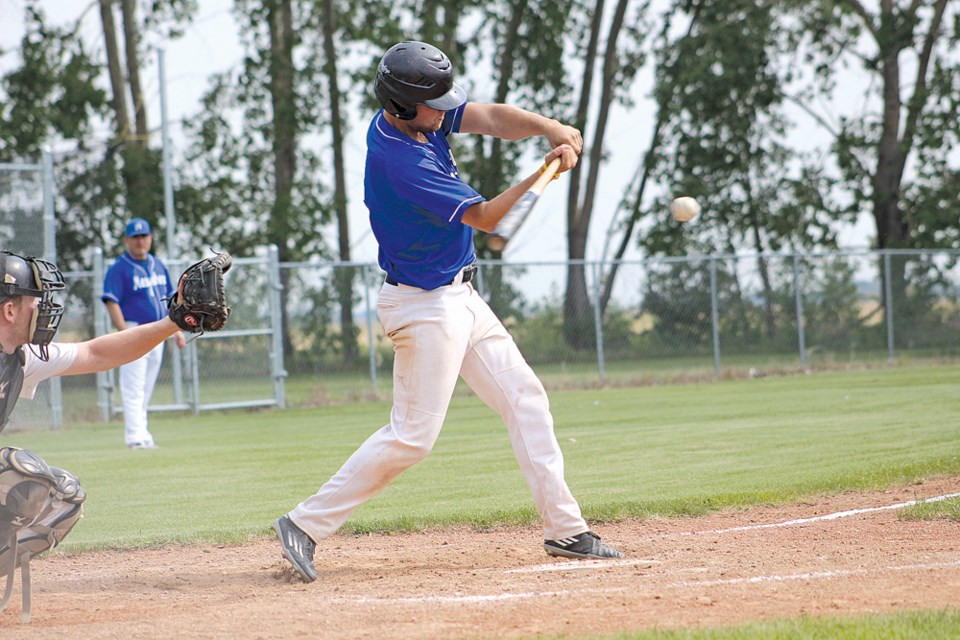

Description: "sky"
0 0 874 264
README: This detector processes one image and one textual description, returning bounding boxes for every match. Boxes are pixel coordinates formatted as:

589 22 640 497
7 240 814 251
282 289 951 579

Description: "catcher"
0 249 230 623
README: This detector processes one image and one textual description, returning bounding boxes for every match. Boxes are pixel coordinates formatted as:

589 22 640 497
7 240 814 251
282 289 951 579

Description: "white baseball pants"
290 278 589 542
119 331 165 447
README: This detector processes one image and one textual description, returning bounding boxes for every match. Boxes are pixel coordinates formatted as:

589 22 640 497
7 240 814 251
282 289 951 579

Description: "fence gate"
93 246 286 419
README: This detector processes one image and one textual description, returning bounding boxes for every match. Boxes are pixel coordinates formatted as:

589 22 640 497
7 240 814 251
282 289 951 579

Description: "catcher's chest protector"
0 349 25 434
0 447 85 623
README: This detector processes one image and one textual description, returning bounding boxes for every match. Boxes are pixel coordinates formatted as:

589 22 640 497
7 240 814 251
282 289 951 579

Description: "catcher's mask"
374 41 467 120
0 251 65 361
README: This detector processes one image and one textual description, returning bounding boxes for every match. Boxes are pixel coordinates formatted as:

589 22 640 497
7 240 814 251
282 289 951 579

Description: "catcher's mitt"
168 251 232 333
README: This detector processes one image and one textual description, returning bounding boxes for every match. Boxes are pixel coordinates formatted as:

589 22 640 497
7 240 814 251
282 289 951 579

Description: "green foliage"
177 0 333 262
782 0 960 251
0 7 106 157
645 0 840 260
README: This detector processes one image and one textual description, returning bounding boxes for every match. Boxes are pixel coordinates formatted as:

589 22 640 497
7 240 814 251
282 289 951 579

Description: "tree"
446 1 571 317
562 0 649 350
644 1 845 340
785 0 960 336
0 2 195 270
178 0 332 362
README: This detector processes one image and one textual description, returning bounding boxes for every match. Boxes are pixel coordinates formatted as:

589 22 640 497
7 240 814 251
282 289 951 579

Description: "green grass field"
578 608 960 639
4 363 960 638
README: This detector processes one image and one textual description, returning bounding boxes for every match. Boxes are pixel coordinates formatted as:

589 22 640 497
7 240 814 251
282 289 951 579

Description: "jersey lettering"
133 273 167 291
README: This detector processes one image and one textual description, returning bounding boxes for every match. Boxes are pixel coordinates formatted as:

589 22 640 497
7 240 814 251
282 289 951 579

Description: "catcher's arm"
64 318 181 375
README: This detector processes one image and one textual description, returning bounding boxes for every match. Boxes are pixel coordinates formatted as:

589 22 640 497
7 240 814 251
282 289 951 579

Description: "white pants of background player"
119 324 164 447
290 276 589 542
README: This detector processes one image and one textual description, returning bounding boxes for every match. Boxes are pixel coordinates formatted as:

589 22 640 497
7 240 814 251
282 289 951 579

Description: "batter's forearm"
462 170 541 232
461 104 567 142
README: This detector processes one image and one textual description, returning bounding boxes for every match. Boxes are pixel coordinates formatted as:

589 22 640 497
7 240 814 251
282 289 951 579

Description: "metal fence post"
188 339 201 414
793 254 807 370
474 261 485 294
883 251 895 363
42 148 65 428
92 248 113 422
268 245 287 409
591 261 606 384
362 265 378 396
710 258 721 377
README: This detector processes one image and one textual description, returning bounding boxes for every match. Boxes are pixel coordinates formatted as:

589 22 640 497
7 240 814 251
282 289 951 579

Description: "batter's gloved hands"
168 250 232 334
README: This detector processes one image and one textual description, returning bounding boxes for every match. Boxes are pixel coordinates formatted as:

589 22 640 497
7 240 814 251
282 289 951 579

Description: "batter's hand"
544 144 578 175
546 122 583 158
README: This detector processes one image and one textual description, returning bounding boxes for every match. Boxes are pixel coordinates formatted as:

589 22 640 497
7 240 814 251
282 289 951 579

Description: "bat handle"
531 157 563 193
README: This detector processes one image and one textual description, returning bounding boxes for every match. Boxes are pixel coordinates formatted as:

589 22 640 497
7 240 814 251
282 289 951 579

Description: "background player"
274 41 623 583
102 217 186 449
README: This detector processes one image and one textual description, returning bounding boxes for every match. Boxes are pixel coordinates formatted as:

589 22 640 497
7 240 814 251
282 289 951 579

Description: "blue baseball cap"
125 218 152 237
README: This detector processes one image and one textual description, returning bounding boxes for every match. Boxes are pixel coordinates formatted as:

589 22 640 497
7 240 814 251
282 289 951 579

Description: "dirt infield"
3 476 960 639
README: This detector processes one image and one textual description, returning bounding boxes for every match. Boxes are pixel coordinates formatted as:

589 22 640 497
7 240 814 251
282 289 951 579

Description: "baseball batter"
275 41 623 583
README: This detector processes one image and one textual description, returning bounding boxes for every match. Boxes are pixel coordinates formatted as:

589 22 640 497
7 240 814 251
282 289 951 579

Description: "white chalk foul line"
506 558 655 573
670 559 960 588
327 492 960 607
333 589 612 605
683 491 960 536
334 560 960 606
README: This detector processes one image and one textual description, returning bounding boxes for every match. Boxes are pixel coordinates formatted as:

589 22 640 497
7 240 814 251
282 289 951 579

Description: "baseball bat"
487 157 562 252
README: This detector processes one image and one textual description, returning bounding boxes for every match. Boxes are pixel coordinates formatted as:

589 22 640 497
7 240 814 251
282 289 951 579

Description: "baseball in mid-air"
670 196 701 223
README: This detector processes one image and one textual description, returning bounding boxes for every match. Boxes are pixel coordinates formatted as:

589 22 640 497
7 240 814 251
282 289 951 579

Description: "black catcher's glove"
168 251 232 333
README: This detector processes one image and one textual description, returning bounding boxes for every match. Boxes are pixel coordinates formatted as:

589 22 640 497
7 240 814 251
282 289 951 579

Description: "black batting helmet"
0 251 65 361
374 41 467 120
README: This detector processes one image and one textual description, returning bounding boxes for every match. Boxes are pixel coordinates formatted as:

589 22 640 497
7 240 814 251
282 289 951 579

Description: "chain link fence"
279 249 960 407
9 242 960 429
1 153 61 430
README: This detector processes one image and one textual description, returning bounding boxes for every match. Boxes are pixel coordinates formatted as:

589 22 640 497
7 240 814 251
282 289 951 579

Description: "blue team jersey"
102 252 175 325
364 103 485 290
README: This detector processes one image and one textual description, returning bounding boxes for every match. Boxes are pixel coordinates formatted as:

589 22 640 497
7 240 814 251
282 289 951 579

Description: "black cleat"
544 531 624 559
274 515 318 582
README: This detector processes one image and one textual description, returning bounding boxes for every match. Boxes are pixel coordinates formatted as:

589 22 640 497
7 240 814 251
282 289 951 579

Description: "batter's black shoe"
544 531 624 559
274 515 318 582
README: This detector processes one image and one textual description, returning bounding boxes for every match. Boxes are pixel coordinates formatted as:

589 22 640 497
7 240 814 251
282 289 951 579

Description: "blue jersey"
364 104 485 290
102 252 175 325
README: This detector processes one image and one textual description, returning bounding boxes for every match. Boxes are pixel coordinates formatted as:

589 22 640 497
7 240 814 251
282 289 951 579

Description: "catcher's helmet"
374 41 467 120
0 251 65 361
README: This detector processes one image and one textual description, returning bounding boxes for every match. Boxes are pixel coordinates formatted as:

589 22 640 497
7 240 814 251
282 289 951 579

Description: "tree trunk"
598 0 703 314
564 0 628 350
98 0 130 144
267 0 297 360
321 0 360 366
120 0 147 146
117 0 157 218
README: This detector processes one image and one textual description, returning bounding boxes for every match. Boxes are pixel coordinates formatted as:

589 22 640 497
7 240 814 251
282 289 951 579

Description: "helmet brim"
422 82 467 112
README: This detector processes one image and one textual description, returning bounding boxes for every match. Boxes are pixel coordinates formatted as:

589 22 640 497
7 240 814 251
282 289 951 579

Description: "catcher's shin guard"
0 447 85 623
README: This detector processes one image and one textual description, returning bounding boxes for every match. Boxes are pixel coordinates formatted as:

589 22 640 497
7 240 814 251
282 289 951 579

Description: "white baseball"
670 196 701 222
